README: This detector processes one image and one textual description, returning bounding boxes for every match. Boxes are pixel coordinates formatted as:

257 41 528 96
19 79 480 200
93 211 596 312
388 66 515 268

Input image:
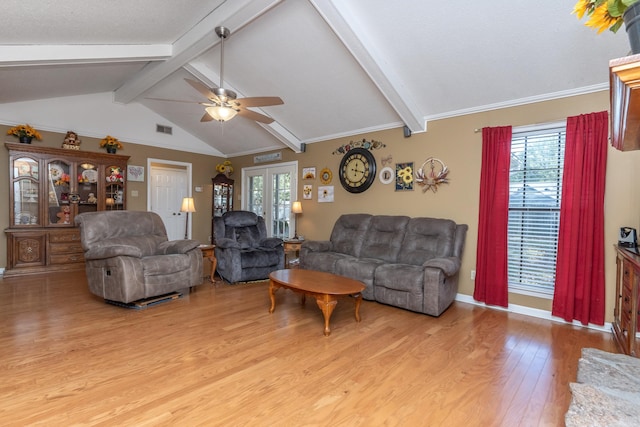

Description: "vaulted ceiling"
0 0 630 157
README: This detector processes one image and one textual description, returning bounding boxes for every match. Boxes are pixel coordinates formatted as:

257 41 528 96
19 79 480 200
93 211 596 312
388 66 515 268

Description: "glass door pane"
46 160 72 225
77 162 98 214
13 157 40 226
105 165 125 210
271 172 292 239
247 174 264 216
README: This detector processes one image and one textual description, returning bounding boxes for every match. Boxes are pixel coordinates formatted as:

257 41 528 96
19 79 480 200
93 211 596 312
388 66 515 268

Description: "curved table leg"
315 294 338 336
354 293 363 322
269 280 280 313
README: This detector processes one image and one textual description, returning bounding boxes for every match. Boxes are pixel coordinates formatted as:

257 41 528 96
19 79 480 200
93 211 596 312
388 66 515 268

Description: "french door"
242 161 297 239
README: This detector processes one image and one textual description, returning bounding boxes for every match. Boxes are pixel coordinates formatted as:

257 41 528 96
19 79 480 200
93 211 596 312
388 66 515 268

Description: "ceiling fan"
150 26 283 124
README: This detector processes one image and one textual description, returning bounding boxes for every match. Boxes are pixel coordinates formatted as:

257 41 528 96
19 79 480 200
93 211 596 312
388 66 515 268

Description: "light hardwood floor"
0 271 616 426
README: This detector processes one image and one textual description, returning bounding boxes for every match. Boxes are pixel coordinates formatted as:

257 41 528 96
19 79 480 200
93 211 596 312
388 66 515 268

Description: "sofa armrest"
301 240 332 252
157 239 200 255
215 237 242 249
260 237 283 248
84 244 143 260
423 257 461 276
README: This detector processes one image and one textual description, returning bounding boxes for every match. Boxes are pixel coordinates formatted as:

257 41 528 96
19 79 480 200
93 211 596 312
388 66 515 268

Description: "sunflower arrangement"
216 160 234 176
99 135 123 149
573 0 638 33
7 124 42 140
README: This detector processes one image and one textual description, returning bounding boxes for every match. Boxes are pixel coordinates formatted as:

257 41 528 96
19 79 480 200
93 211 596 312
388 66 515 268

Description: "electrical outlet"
208 235 212 243
471 270 476 280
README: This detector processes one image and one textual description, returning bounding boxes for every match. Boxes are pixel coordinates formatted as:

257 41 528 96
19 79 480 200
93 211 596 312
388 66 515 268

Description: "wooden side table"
283 240 303 268
198 244 217 283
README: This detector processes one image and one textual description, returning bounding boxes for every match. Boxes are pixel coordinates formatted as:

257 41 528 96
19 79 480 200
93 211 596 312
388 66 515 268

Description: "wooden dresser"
613 245 640 356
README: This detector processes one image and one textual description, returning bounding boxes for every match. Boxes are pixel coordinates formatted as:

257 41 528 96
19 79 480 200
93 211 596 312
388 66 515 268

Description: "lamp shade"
291 201 303 214
180 197 196 213
205 105 238 122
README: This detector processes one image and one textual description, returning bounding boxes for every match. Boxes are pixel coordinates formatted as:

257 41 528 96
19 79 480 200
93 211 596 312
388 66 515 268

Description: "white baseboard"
455 293 612 333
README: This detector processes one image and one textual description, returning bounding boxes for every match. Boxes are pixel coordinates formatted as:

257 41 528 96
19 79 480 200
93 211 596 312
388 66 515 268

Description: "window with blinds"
508 126 566 298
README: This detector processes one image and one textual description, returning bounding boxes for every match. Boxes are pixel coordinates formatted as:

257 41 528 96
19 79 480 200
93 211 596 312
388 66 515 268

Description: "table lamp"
180 197 196 239
292 200 302 240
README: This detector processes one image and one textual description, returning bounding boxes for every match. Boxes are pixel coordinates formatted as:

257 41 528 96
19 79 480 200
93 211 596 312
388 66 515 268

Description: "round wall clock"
319 167 332 185
339 148 376 193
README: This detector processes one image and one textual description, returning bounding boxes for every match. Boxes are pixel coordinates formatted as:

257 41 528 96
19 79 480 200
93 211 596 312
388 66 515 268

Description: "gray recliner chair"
213 210 284 283
75 210 202 303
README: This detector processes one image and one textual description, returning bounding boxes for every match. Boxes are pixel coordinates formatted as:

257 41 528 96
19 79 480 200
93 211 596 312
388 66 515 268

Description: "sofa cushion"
335 257 384 300
234 225 262 249
329 214 372 257
359 215 409 262
142 253 191 276
241 247 281 268
374 264 425 312
397 218 457 265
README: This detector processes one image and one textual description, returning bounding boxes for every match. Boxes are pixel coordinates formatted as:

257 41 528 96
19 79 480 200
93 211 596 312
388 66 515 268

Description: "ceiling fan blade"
237 108 275 124
185 78 220 102
234 96 284 108
200 112 214 122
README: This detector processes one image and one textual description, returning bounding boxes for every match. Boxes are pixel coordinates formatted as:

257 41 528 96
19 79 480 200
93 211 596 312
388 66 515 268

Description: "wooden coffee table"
268 269 365 336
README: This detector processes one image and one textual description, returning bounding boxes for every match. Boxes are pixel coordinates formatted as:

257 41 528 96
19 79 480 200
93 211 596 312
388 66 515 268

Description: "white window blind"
508 126 565 298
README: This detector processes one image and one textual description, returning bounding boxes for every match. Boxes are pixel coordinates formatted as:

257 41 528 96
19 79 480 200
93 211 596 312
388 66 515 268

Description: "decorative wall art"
380 154 393 166
331 138 386 155
395 162 414 191
127 165 145 182
379 166 394 185
303 184 313 200
319 167 332 185
318 186 334 202
302 167 316 180
415 157 449 193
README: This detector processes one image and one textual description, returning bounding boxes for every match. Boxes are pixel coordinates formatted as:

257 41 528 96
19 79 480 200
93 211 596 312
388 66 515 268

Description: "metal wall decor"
332 138 386 155
415 157 449 193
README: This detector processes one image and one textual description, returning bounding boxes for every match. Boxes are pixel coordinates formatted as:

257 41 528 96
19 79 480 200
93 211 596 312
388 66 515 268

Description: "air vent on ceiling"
156 124 173 135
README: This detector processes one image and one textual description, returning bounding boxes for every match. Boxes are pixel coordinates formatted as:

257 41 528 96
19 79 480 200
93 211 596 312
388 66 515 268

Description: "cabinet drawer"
49 253 84 265
50 231 81 243
49 242 83 254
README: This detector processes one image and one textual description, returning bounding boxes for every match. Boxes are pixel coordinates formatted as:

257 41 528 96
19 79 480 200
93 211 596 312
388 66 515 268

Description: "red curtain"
474 126 512 307
552 111 608 325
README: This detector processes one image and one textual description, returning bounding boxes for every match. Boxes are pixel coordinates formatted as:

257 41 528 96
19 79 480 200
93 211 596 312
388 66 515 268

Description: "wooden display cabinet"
211 172 234 242
4 142 129 277
613 245 640 357
610 54 640 151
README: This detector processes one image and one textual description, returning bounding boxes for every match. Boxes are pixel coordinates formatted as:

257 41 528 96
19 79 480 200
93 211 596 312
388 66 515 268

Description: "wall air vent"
156 124 173 135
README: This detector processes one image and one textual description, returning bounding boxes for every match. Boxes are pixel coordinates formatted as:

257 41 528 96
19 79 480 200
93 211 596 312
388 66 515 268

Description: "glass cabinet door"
77 162 99 214
12 157 40 226
105 165 125 210
46 160 72 225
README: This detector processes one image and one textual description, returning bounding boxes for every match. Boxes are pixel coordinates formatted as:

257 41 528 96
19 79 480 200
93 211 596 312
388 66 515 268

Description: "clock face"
339 148 376 193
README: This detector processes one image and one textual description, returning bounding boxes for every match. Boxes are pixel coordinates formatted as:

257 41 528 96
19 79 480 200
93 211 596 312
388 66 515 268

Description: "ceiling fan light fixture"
206 105 238 122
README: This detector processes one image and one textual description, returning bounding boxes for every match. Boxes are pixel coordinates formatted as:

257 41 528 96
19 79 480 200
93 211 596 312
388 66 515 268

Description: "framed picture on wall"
303 184 313 200
127 165 145 182
302 167 316 180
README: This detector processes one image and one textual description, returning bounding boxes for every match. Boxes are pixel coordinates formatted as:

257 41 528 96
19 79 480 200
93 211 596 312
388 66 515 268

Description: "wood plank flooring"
0 271 616 426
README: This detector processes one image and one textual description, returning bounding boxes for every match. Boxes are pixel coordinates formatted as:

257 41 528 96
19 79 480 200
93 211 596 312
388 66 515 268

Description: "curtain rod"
473 119 569 134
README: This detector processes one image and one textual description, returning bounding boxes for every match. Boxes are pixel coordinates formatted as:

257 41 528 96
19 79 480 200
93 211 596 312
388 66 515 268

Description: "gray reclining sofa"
299 214 468 316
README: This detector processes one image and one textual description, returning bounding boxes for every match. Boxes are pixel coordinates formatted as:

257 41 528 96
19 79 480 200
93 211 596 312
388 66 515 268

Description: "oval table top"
269 269 365 295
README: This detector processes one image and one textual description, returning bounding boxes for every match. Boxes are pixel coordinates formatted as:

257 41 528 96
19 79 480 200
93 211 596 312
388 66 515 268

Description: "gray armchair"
214 211 284 283
75 210 202 303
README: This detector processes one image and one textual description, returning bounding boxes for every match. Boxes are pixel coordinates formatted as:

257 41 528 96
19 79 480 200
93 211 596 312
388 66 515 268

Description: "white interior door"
243 161 297 239
149 162 190 240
